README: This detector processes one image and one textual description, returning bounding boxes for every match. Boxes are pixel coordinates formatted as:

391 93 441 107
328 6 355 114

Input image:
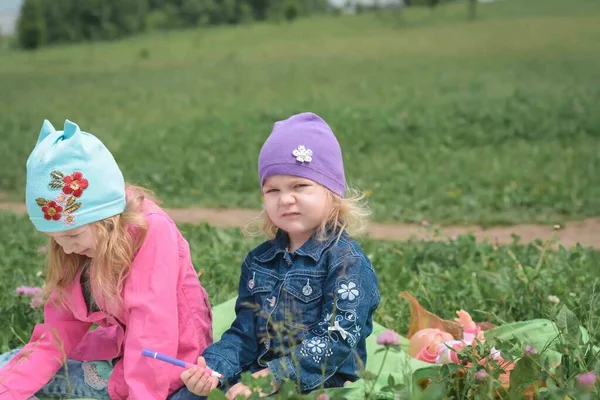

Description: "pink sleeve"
0 294 91 400
121 213 182 400
416 346 439 363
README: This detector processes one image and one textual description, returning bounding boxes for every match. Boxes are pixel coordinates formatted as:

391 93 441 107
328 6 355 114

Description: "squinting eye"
266 189 279 193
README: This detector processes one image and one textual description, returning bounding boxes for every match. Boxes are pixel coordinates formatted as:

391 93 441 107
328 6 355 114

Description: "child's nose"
61 242 75 254
280 192 295 205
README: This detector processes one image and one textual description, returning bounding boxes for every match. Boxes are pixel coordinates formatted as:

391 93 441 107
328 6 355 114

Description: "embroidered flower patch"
36 170 87 226
62 171 89 198
82 361 111 390
292 145 313 163
41 200 63 221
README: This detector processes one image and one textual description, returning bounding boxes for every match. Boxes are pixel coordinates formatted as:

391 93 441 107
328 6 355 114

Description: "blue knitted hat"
25 119 126 232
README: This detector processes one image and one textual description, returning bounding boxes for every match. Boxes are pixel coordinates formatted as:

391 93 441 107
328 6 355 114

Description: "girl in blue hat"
0 120 213 400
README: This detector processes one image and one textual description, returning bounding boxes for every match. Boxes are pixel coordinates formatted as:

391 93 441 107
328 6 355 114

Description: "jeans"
0 348 195 400
0 348 111 399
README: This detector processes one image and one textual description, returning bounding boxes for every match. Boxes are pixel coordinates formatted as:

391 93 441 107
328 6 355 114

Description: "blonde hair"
245 184 371 242
44 184 156 314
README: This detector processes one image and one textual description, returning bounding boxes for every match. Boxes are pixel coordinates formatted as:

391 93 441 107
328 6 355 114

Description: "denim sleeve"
203 257 259 381
267 254 379 392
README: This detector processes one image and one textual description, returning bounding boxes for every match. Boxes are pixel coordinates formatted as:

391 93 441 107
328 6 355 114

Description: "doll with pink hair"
408 310 497 364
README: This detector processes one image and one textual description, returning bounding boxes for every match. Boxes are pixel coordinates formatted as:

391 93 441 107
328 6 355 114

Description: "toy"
400 293 514 390
408 310 495 364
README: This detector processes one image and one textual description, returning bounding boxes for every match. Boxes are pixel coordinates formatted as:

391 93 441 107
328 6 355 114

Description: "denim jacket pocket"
282 276 324 332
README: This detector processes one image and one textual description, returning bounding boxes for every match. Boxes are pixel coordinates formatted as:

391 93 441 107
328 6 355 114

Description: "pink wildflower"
376 329 401 346
475 370 488 380
15 286 42 297
29 293 45 309
317 394 329 400
524 345 537 356
578 372 597 390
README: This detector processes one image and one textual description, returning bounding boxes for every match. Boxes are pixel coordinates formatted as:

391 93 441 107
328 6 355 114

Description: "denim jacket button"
248 272 256 290
302 279 313 296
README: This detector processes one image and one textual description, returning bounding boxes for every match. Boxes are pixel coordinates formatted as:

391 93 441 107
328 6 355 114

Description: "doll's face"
408 328 454 357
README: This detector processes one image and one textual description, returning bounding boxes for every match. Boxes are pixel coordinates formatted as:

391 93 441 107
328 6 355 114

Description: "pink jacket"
0 201 213 399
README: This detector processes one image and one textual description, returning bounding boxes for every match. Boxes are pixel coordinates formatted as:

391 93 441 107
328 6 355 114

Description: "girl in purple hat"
178 112 381 399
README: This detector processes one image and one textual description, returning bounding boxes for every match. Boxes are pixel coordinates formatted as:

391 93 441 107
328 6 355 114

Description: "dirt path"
1 202 599 248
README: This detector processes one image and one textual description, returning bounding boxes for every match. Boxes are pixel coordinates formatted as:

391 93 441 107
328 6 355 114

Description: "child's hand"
454 310 476 330
226 382 252 400
225 368 279 400
180 356 220 396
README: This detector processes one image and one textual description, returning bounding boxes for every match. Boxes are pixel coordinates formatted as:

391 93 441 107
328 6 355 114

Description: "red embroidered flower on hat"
62 172 89 198
36 170 86 226
42 201 63 221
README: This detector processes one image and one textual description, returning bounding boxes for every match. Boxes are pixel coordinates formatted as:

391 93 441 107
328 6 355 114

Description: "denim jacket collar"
255 228 341 263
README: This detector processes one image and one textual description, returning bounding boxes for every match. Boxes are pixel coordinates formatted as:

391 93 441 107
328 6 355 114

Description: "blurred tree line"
17 0 329 50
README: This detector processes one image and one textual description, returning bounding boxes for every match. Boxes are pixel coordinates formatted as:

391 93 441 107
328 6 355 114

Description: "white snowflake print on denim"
308 277 366 348
337 282 359 301
328 310 360 347
300 336 333 363
336 276 364 304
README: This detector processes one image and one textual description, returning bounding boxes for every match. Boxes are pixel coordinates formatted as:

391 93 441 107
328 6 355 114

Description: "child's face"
46 225 96 258
262 175 330 241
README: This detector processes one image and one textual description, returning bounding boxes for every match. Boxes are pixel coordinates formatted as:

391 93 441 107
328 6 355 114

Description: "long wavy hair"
43 184 155 314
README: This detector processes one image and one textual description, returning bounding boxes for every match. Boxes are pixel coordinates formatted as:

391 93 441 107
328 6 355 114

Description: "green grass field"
3 210 599 354
1 1 599 396
1 0 599 225
2 209 599 399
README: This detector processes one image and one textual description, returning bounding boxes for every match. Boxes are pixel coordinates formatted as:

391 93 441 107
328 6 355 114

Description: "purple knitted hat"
258 112 345 197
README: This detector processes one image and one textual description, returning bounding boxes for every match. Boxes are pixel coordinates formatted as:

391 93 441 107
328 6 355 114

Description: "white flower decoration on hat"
292 145 313 163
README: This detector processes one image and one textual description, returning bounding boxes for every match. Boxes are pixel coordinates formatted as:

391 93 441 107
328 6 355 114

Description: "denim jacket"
202 229 380 392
